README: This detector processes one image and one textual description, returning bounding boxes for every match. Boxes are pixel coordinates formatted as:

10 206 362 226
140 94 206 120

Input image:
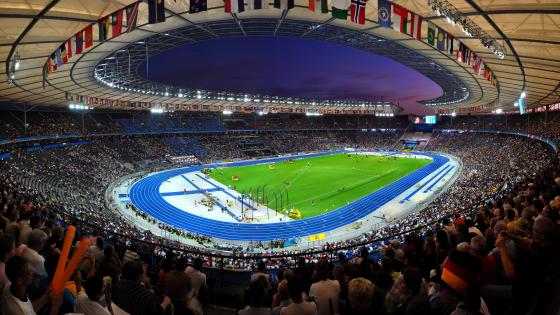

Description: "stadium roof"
0 0 558 113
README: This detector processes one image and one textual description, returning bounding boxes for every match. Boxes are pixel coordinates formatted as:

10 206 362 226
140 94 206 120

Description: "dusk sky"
139 37 442 115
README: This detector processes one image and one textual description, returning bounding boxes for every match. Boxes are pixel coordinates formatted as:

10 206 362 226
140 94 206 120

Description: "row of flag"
43 1 141 87
45 0 495 89
376 0 496 85
198 0 497 84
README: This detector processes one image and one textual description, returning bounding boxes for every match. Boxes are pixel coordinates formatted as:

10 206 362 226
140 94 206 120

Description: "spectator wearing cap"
440 250 490 315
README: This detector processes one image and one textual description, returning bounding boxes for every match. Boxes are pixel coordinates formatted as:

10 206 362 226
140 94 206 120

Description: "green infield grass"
209 153 430 218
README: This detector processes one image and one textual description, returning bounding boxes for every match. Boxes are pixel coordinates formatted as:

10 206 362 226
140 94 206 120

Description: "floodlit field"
210 153 430 218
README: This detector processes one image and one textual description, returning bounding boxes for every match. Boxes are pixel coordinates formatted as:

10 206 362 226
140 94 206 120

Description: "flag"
408 12 422 40
55 48 63 66
274 0 294 10
189 0 207 13
436 28 446 50
427 22 436 46
377 0 391 28
111 9 124 37
332 0 349 19
66 39 72 59
225 0 245 13
248 0 269 9
350 0 367 24
84 25 93 48
457 42 463 61
149 0 166 23
309 0 328 13
473 55 482 74
74 31 83 54
463 45 470 64
60 44 68 64
50 53 58 71
98 16 110 41
46 59 52 74
125 2 140 33
446 33 454 55
391 5 409 33
42 63 47 88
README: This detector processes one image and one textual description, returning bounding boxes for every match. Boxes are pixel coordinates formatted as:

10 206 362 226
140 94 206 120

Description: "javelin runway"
129 151 449 240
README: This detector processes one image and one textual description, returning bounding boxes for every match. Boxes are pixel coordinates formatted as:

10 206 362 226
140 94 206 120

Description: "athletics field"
210 153 430 218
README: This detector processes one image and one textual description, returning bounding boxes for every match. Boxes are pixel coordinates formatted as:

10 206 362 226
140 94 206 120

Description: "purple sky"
140 37 442 115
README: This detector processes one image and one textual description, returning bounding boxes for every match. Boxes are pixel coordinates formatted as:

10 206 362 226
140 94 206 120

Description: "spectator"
280 275 317 315
343 277 375 315
18 229 48 277
439 250 490 315
271 280 292 315
113 261 171 315
165 258 202 315
75 275 111 315
309 260 340 315
251 261 272 287
239 281 271 315
1 256 62 315
0 234 16 293
185 257 207 298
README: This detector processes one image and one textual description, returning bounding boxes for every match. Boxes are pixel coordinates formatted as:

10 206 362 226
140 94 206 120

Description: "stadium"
0 0 559 315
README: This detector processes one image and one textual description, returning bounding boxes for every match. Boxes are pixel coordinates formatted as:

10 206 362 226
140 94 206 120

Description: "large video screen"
424 115 437 124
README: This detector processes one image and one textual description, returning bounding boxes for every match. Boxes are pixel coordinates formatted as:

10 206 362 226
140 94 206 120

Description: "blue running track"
129 151 449 240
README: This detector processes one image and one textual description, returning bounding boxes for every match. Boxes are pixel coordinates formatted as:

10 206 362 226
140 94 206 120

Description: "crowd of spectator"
0 110 559 314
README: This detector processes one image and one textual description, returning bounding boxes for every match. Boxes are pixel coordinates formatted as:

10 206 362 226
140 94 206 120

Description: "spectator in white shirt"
1 256 61 315
18 229 48 277
251 261 272 290
309 261 340 315
185 257 207 298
